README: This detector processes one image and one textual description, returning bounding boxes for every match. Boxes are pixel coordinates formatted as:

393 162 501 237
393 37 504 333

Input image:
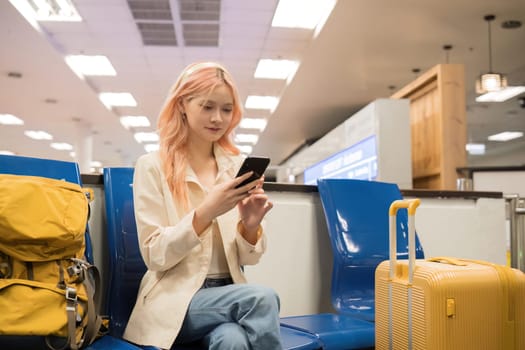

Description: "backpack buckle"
65 286 77 304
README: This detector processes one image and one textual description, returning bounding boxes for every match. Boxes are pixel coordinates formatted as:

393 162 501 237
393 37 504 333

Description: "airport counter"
83 175 505 317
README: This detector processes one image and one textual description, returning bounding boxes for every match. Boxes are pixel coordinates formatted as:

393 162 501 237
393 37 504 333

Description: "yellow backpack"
0 174 105 350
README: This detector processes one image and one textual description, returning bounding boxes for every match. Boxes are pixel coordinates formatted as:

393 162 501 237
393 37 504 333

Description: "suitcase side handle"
427 256 468 266
388 199 420 283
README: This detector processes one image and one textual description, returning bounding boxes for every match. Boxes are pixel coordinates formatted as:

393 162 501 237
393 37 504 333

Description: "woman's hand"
237 176 273 243
193 172 260 235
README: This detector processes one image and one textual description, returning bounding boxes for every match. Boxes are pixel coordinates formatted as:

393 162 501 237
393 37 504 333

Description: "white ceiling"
1 0 524 173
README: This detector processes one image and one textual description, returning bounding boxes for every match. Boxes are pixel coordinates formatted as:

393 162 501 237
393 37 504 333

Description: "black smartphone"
235 156 270 188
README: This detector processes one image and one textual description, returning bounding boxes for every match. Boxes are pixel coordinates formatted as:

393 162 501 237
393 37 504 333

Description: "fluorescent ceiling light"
487 131 524 142
25 130 53 140
120 116 151 129
65 55 116 77
50 142 73 151
10 0 82 22
237 145 253 154
475 86 525 102
99 92 137 109
9 0 40 29
235 134 259 144
272 0 337 30
0 114 24 125
144 144 160 153
239 118 268 131
0 150 15 155
134 132 159 143
465 143 486 155
245 96 279 112
254 59 299 81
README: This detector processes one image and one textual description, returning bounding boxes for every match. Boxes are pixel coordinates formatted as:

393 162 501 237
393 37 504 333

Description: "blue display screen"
303 135 378 185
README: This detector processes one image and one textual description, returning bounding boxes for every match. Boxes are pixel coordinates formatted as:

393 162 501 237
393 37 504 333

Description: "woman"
122 62 283 350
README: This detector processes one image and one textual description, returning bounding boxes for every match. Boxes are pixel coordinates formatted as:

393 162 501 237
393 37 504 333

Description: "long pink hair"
157 62 242 210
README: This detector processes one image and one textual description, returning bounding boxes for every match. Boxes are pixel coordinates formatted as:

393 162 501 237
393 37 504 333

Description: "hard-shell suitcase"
375 198 525 350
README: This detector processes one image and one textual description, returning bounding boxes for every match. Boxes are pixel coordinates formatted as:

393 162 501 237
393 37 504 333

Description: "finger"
238 178 259 193
232 171 254 188
248 187 264 195
264 201 274 214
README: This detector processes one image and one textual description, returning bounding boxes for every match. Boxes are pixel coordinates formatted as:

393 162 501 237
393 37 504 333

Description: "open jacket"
123 145 267 349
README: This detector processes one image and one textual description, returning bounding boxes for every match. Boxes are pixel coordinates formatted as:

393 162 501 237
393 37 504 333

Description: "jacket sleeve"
235 222 267 266
133 154 204 271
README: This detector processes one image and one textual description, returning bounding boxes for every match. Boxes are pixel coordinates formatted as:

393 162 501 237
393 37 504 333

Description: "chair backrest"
317 178 424 322
0 154 94 263
103 167 147 338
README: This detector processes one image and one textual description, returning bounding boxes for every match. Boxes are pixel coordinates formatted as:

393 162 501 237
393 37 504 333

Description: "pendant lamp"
476 14 507 94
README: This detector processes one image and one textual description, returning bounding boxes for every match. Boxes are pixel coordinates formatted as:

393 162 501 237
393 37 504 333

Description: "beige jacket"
122 146 266 349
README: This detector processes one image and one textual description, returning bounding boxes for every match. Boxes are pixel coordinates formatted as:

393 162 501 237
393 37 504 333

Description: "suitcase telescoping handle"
389 198 420 284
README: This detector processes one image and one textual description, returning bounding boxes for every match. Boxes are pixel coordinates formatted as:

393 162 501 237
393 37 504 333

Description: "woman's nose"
210 109 222 122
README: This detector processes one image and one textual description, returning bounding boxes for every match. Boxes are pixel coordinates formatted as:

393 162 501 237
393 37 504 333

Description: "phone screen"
235 156 270 188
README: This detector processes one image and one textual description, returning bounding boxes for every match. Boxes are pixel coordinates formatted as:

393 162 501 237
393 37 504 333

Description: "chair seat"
86 335 143 350
281 313 375 350
280 326 322 349
163 326 323 350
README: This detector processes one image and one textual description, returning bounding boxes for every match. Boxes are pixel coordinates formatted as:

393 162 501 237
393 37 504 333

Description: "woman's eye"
203 105 213 110
222 108 233 113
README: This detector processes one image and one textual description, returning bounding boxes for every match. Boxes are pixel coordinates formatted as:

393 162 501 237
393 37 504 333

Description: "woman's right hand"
192 172 259 235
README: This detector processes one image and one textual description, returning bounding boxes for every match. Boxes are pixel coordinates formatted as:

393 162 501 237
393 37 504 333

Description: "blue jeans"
174 282 283 350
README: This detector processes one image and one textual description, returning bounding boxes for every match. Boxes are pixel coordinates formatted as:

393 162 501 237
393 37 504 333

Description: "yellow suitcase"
375 199 525 350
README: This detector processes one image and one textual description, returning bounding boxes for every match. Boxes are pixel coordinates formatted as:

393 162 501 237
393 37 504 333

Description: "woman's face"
184 84 234 145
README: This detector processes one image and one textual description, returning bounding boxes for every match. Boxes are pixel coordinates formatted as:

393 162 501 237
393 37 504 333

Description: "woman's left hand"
237 177 273 235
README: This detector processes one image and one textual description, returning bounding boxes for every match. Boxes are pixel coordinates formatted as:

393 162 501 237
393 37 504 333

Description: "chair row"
0 155 424 350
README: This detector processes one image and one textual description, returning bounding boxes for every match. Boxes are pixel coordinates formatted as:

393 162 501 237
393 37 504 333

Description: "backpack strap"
46 258 105 350
65 286 80 350
81 263 103 346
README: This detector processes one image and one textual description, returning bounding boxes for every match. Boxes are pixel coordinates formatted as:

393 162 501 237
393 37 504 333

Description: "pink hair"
157 62 242 211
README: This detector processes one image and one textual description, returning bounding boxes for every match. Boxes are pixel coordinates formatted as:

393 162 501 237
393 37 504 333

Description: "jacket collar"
185 143 239 186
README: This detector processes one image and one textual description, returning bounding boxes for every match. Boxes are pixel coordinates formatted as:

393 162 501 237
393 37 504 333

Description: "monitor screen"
303 135 378 185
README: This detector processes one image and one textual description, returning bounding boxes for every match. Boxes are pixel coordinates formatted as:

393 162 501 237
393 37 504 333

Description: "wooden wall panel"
392 64 466 190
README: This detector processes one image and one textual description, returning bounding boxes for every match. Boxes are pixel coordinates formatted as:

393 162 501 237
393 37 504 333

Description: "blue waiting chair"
280 178 425 349
0 155 95 264
92 167 321 350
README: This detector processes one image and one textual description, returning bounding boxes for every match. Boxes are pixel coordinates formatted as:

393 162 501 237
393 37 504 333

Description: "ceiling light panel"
120 116 151 129
25 130 53 140
271 0 336 30
134 132 159 143
237 145 253 154
254 59 299 80
475 86 525 102
465 143 486 155
12 0 82 22
144 143 160 152
0 114 24 125
487 131 524 142
245 96 279 111
235 134 259 144
99 92 137 108
50 142 73 150
239 118 267 131
65 55 117 77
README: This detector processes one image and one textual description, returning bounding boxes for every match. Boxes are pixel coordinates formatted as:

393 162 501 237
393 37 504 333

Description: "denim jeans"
174 283 283 350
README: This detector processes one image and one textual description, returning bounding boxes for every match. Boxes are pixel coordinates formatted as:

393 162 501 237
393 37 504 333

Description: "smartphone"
235 156 270 188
